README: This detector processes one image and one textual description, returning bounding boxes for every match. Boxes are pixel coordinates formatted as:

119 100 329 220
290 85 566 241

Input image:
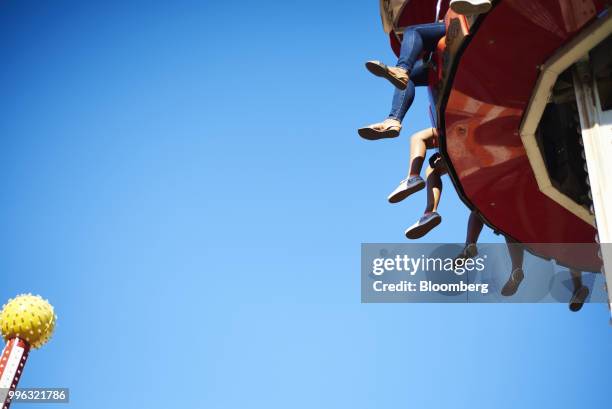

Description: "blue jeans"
389 60 429 121
389 22 445 122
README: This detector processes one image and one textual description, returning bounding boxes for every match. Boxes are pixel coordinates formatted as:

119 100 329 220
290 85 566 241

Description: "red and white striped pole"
0 338 30 409
0 295 56 409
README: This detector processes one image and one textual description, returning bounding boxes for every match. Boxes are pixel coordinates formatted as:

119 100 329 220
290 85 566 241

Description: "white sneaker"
387 176 425 203
450 0 492 16
405 212 442 239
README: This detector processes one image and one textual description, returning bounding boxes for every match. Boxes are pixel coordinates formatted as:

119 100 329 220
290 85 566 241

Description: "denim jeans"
389 22 445 122
397 22 446 74
389 60 429 121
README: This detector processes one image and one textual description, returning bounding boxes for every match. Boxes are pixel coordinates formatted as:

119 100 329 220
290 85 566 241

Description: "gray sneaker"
387 176 426 203
405 212 442 239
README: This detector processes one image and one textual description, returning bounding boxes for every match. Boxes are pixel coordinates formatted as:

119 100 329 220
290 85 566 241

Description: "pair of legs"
388 127 439 202
385 128 445 239
455 214 529 295
358 23 446 140
503 239 589 310
458 212 590 310
457 213 527 295
358 0 494 139
403 156 446 239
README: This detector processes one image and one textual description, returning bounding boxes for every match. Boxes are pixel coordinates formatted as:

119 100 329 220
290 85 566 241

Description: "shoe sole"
450 1 492 16
405 215 441 239
388 180 426 203
365 61 408 90
569 287 589 312
358 126 400 140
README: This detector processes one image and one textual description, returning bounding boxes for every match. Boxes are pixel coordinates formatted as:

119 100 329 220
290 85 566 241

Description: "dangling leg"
408 126 437 177
404 155 446 239
387 126 437 203
501 237 525 296
456 211 484 260
364 22 445 90
569 269 589 312
403 23 447 67
466 211 484 245
388 60 428 125
359 61 428 141
424 163 442 215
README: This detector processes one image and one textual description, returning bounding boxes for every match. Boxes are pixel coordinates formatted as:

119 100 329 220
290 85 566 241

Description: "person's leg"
501 237 525 296
424 164 442 214
571 269 583 291
569 269 589 312
465 211 484 245
358 62 428 141
364 22 444 90
408 127 437 177
396 22 446 74
506 237 524 271
388 61 428 123
387 126 437 203
456 211 483 260
404 159 446 239
387 81 415 125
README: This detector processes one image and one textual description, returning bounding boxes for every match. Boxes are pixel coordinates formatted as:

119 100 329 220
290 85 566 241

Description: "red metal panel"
443 0 607 270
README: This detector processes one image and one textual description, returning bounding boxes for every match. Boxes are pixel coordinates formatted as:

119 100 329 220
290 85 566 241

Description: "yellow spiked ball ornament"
0 294 56 349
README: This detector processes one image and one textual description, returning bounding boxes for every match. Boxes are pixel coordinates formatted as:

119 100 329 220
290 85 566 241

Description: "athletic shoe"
450 0 492 16
387 176 425 203
405 212 442 239
358 118 402 140
365 61 409 90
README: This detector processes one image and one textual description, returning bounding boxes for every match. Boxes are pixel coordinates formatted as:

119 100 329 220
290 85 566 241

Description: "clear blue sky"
1 1 611 408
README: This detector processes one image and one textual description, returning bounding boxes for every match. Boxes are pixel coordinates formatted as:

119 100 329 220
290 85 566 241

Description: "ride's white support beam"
573 59 612 320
